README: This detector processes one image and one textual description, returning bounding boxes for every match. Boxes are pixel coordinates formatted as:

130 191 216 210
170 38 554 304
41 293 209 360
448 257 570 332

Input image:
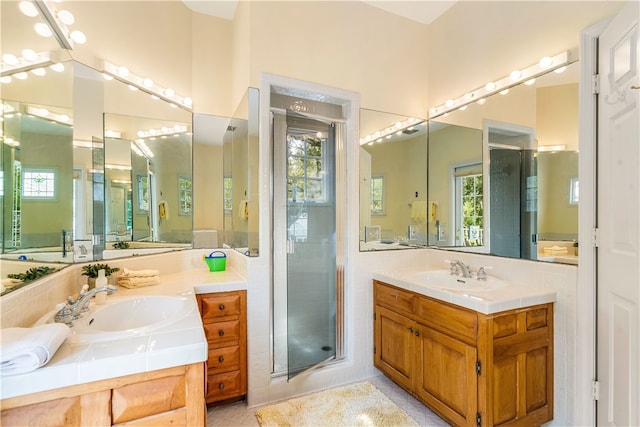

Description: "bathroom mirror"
223 87 260 256
102 113 193 259
359 109 428 251
428 60 579 264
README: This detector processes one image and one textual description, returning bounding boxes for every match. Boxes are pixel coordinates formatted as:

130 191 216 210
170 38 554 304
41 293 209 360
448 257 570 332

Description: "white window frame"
22 167 57 200
370 175 385 215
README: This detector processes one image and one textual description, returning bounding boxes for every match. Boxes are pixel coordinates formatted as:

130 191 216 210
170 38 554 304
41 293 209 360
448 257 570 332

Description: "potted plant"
81 263 120 288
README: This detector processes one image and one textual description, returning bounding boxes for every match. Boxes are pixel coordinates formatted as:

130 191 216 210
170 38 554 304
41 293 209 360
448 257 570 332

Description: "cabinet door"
416 325 478 427
374 305 415 391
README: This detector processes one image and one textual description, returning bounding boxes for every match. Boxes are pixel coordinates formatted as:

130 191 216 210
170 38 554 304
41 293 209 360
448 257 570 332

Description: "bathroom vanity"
0 263 248 426
373 272 555 427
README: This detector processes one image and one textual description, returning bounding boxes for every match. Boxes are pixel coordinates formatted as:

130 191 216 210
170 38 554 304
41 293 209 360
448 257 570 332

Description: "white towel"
120 268 160 278
118 276 161 289
543 245 568 255
1 323 70 375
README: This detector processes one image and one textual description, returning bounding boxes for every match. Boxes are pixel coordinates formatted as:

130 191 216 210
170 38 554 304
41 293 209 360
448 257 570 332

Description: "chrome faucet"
449 260 472 278
54 285 118 326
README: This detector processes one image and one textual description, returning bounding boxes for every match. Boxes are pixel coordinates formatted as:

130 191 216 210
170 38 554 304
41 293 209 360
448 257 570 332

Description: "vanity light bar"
102 61 193 111
134 139 154 159
359 117 424 145
538 144 567 152
105 164 132 171
25 105 72 125
429 50 573 119
32 0 74 49
1 51 54 77
136 124 189 139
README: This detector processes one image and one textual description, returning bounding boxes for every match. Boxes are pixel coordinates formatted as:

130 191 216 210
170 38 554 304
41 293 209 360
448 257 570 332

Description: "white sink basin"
408 270 507 291
35 295 195 343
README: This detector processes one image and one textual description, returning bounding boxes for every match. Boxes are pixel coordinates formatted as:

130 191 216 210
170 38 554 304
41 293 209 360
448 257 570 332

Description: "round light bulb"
2 54 19 66
102 73 113 81
500 89 510 95
34 22 52 37
50 63 65 72
164 88 175 98
477 98 486 105
183 97 193 107
169 103 177 108
510 70 521 81
173 124 182 131
38 108 49 116
22 49 38 61
59 115 70 122
459 105 467 111
56 10 75 25
151 95 159 100
70 30 86 44
117 66 129 77
464 93 473 101
395 121 402 129
143 78 153 88
128 84 138 91
525 78 536 86
19 1 39 17
161 127 169 133
0 76 12 84
15 72 28 80
539 56 553 69
445 99 454 108
31 68 46 76
485 81 496 91
554 66 567 74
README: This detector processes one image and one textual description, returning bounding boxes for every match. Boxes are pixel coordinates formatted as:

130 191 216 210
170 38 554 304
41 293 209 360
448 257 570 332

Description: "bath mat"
255 381 418 426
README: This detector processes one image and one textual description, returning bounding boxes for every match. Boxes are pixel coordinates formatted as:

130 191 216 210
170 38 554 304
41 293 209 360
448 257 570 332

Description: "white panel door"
597 2 640 425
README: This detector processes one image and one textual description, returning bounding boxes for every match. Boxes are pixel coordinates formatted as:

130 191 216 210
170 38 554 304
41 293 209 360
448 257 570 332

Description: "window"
137 175 149 211
569 177 579 205
454 163 483 246
370 176 385 215
22 168 56 198
286 132 326 202
223 177 233 212
12 161 22 247
178 176 192 215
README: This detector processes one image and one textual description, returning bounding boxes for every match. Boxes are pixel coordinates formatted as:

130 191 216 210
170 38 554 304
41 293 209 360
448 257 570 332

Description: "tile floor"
206 375 450 427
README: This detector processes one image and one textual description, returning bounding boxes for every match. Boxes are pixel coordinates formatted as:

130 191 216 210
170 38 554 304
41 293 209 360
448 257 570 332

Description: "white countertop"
1 268 247 400
372 269 556 315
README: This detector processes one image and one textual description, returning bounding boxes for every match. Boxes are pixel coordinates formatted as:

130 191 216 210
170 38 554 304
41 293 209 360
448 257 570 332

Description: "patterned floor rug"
255 381 418 426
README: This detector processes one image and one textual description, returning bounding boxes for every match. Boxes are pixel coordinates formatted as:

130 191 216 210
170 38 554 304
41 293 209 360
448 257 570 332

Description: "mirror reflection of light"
102 73 113 80
2 54 18 66
510 70 521 81
57 10 75 25
32 68 46 76
15 72 28 80
500 89 509 95
539 56 553 69
1 76 12 84
143 78 154 88
70 30 86 45
554 66 567 74
22 49 38 61
525 78 536 85
50 63 65 72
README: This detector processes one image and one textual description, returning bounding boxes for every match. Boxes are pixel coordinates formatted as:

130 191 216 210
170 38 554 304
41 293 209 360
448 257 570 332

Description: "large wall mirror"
359 109 427 251
428 60 579 265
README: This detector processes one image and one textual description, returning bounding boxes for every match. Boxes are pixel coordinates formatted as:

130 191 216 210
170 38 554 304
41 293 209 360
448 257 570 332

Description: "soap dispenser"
95 269 108 304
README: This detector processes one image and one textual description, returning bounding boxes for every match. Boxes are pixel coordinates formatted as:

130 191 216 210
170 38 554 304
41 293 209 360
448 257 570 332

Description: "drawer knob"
218 383 225 390
414 331 420 337
218 355 225 363
408 327 414 334
218 330 225 337
219 304 225 311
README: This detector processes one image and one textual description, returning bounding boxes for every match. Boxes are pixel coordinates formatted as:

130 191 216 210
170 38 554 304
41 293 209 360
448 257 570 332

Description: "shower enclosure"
272 106 345 380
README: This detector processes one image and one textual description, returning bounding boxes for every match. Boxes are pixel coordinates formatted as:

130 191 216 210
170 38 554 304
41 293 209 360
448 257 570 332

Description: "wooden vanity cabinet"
0 363 205 426
374 280 554 427
196 290 247 404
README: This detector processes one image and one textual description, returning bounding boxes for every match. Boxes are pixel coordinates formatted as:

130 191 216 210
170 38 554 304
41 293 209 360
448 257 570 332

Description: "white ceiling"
182 1 457 25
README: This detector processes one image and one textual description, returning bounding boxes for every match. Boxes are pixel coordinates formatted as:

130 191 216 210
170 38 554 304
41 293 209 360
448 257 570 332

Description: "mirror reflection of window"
137 175 149 211
454 164 483 246
370 175 385 215
178 176 192 215
22 168 56 198
569 177 579 205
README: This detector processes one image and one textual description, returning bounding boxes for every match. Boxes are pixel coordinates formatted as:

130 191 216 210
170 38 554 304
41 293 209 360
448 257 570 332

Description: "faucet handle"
476 266 493 280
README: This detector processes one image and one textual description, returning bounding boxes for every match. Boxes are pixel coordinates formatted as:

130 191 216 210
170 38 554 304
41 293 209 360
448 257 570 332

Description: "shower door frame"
271 106 346 380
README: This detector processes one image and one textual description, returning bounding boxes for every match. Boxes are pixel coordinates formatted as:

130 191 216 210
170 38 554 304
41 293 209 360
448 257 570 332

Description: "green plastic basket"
204 251 226 272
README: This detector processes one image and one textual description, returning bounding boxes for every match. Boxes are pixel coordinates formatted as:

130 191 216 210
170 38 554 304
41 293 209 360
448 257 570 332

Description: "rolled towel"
118 275 161 289
121 268 160 278
1 323 70 376
543 245 568 255
1 278 22 289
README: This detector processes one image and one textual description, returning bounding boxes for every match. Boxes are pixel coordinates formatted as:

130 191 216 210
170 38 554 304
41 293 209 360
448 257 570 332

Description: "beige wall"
427 1 624 109
245 1 430 118
537 83 579 151
193 143 223 231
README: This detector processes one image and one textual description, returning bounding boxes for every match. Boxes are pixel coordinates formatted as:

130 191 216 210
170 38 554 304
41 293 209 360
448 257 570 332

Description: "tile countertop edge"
0 268 248 401
372 270 556 315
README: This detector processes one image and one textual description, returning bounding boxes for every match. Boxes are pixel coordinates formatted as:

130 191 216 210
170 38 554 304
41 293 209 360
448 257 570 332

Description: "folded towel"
118 275 161 289
1 323 70 376
120 268 160 278
543 245 568 255
1 278 22 289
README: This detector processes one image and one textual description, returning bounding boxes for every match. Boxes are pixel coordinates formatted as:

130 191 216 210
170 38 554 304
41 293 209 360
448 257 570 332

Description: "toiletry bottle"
95 269 108 304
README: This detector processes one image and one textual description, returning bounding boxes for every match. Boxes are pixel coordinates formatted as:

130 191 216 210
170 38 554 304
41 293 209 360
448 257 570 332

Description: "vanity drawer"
206 371 242 401
207 346 240 374
374 281 415 315
203 320 241 347
200 292 242 321
416 296 478 344
111 374 186 424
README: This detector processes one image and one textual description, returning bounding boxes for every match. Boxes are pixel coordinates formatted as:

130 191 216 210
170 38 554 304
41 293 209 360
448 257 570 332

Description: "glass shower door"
284 113 337 379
